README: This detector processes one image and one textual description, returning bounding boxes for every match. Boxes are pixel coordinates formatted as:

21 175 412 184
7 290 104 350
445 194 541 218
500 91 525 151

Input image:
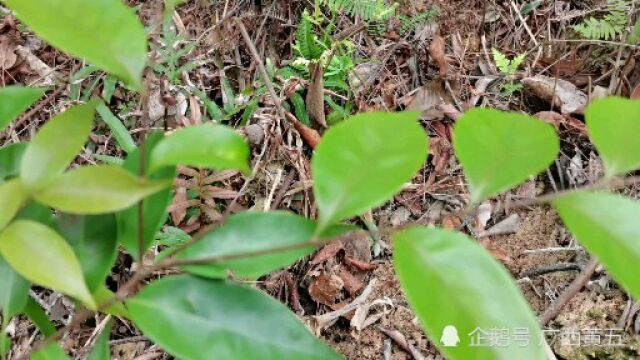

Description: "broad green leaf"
177 212 316 279
14 202 55 227
586 97 640 177
32 343 71 360
454 108 559 203
394 227 545 360
117 133 175 260
20 102 96 189
0 256 30 324
5 0 147 88
0 179 25 230
57 214 118 292
0 220 95 308
128 275 341 360
0 332 8 359
312 111 427 227
92 286 129 318
96 102 136 153
87 319 112 360
0 143 27 182
0 86 44 131
24 297 56 336
149 124 250 174
34 165 171 214
553 192 640 300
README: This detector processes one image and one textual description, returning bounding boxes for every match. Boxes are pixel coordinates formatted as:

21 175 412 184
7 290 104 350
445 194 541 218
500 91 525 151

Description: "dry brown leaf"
441 214 462 230
0 35 17 69
310 239 344 265
631 84 640 99
306 62 327 128
344 256 377 271
286 110 321 149
189 96 202 124
339 267 364 296
429 35 448 77
522 75 587 114
309 273 344 306
170 187 188 225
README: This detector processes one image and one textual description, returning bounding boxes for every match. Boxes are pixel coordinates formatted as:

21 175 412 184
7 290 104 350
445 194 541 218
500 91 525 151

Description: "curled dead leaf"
309 273 344 306
429 35 448 77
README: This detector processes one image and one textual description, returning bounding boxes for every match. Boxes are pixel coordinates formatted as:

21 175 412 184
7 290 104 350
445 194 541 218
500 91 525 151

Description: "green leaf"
24 297 56 336
586 97 640 177
128 275 341 360
553 192 640 300
0 256 30 324
14 202 55 227
0 86 44 131
57 214 118 292
312 111 427 226
92 286 129 318
0 220 95 309
149 124 250 174
177 212 316 279
20 102 97 189
0 179 26 230
32 343 71 360
0 332 8 359
96 102 136 153
0 143 27 182
454 108 559 203
118 133 175 260
5 0 147 88
394 227 545 359
34 165 171 214
87 319 112 360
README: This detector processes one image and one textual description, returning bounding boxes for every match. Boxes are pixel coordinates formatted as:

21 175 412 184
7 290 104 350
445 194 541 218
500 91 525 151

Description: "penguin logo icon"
441 325 460 347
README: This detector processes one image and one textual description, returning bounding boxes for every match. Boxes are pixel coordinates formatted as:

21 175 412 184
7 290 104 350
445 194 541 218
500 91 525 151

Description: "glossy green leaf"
20 102 96 189
14 202 55 227
0 221 95 308
24 297 56 336
394 227 545 360
0 256 30 324
586 97 640 177
0 143 27 182
57 214 118 292
92 286 129 318
5 0 147 88
454 108 559 203
312 111 427 226
96 102 136 153
128 275 341 360
0 179 25 230
553 192 640 300
149 124 250 174
32 343 70 360
87 319 112 360
34 165 171 214
178 212 316 279
0 86 44 131
117 133 175 260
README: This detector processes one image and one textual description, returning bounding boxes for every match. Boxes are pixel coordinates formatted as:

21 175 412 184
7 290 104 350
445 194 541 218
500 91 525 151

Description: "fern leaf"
295 11 324 60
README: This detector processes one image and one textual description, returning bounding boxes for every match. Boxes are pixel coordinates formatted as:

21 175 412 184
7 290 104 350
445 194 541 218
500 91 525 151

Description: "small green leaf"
313 111 427 226
24 297 56 336
20 102 97 189
553 192 640 300
394 227 545 359
92 286 129 318
0 143 27 182
149 124 250 174
0 220 95 308
118 133 175 260
128 275 341 360
586 97 640 177
0 86 44 131
0 179 26 230
5 0 147 87
87 319 112 360
34 165 171 214
96 102 136 153
57 214 118 292
454 108 559 203
0 256 30 324
177 212 316 279
32 343 71 360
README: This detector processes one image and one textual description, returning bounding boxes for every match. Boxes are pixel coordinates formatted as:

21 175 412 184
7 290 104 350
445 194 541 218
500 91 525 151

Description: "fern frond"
321 0 397 21
398 8 440 36
294 10 324 60
572 0 630 40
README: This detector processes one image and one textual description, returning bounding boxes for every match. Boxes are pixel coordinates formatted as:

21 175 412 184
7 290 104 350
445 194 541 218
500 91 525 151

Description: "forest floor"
2 0 640 359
